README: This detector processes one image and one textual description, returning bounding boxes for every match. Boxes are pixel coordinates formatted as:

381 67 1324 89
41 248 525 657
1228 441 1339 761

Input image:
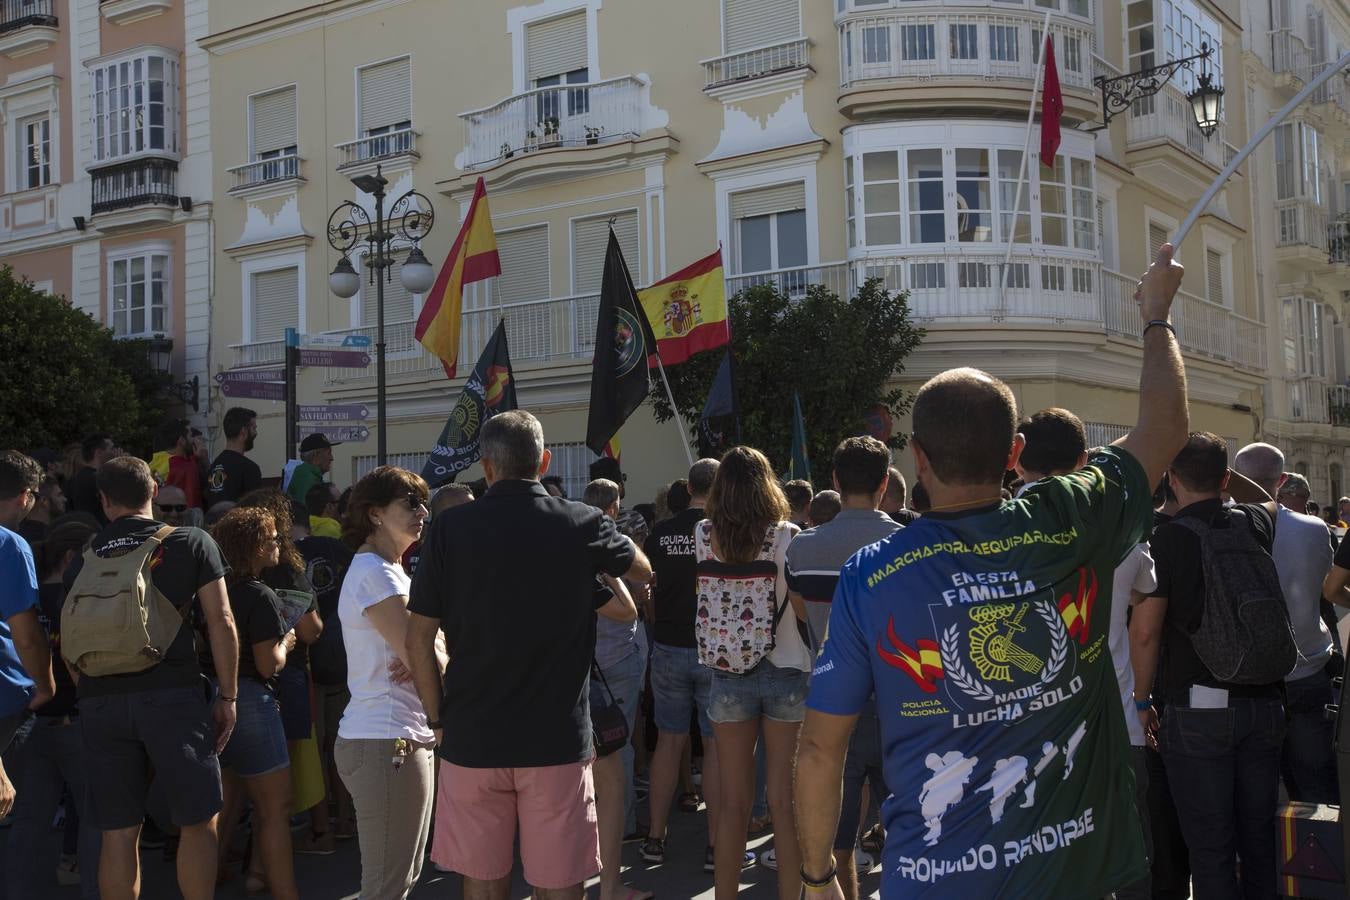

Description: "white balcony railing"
839 11 1094 90
1306 61 1349 114
1125 83 1226 167
1331 384 1350 426
1271 29 1312 80
230 339 286 367
226 154 302 192
703 37 811 87
1276 198 1330 251
335 127 418 170
1289 376 1332 423
458 75 647 171
1102 268 1265 370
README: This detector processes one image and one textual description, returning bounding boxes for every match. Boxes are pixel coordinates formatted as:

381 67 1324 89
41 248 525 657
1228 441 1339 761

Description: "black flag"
697 350 735 457
420 319 517 489
586 229 657 455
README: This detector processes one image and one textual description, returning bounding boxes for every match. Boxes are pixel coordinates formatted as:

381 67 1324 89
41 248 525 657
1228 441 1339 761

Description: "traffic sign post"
220 380 286 402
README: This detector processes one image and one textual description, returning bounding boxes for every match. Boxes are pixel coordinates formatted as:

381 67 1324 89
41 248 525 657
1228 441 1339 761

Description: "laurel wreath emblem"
940 598 1071 704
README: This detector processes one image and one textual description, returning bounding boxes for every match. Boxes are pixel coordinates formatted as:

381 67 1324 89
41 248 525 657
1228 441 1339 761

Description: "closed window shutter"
723 0 801 53
251 268 297 342
1206 249 1224 304
359 58 411 132
362 270 415 326
495 227 551 305
251 87 296 156
730 182 807 220
1148 222 1169 259
527 12 588 81
572 212 639 294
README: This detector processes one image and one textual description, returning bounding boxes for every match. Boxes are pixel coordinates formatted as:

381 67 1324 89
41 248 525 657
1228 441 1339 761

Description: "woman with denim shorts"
698 447 812 900
207 507 300 900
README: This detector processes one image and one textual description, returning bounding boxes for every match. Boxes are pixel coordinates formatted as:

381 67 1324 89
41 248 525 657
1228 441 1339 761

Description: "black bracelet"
1143 319 1176 338
801 863 837 888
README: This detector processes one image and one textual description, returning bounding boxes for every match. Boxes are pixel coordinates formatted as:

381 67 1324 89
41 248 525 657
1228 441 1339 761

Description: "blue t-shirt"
807 446 1153 898
0 526 39 717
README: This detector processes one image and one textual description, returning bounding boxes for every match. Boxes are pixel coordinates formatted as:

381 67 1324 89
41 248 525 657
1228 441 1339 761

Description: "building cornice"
198 0 416 55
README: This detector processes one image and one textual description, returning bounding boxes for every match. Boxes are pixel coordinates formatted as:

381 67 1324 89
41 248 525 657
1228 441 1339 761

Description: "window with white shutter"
362 271 415 326
572 212 639 294
1206 248 1225 305
527 12 588 82
250 268 298 343
730 183 808 275
494 227 551 305
1148 222 1169 259
250 87 297 158
358 58 411 134
723 0 801 54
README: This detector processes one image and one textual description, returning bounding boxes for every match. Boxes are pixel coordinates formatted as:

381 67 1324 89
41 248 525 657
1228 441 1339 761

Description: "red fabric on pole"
1040 36 1063 168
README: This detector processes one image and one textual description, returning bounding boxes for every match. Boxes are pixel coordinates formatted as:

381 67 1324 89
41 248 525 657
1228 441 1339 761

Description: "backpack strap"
148 524 176 546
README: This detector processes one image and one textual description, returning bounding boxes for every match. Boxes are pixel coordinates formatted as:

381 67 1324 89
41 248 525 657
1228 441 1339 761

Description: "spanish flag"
415 177 501 379
637 249 728 366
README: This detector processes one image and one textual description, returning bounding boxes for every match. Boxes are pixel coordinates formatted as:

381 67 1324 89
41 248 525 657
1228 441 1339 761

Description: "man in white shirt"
1234 443 1339 803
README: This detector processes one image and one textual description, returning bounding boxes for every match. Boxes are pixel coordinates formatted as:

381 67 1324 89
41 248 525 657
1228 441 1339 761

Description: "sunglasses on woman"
405 493 428 511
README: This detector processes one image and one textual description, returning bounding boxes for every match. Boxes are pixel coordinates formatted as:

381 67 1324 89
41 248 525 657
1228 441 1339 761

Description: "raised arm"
1114 243 1189 489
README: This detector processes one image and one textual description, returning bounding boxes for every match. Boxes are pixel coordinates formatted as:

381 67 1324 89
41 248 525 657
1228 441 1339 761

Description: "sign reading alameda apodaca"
215 368 284 384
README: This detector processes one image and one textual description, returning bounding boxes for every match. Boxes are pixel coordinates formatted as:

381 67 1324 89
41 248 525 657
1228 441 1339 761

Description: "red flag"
1040 35 1063 168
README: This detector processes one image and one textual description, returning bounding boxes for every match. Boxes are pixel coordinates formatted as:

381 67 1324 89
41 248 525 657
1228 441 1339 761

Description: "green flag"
790 392 811 482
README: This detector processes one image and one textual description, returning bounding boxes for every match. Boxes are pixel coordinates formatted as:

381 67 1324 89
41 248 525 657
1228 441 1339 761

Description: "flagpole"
999 8 1054 309
653 353 696 467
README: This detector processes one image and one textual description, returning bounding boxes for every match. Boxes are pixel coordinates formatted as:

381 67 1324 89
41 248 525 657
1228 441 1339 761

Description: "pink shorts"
431 758 599 889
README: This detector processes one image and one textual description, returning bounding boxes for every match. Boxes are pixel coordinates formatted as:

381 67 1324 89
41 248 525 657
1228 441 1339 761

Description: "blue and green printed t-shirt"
806 446 1153 899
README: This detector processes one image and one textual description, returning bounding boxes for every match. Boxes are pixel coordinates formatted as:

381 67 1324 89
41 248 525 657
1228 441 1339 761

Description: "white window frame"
16 113 50 190
247 83 299 161
507 0 603 96
106 241 172 339
732 208 808 275
720 0 805 54
711 157 821 269
353 55 413 139
0 76 59 194
88 46 181 166
241 249 307 344
1201 225 1235 309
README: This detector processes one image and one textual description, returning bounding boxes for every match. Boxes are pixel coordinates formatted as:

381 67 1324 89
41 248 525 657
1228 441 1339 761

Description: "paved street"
1 798 885 898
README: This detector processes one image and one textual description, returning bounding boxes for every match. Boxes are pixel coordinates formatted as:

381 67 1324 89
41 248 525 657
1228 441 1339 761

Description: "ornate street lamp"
326 164 436 465
1095 43 1223 136
145 334 200 413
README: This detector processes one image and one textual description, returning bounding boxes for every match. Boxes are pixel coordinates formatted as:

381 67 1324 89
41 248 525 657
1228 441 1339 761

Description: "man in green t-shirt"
287 434 338 507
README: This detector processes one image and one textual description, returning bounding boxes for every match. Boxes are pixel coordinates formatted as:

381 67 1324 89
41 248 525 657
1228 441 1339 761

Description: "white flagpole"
653 356 696 466
999 8 1055 308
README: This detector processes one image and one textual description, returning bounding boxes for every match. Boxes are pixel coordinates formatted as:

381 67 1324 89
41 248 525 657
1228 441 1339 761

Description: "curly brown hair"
343 466 429 549
705 446 789 564
210 507 277 580
238 488 304 573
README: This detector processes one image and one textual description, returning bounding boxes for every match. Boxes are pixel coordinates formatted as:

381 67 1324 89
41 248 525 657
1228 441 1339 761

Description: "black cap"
299 433 340 453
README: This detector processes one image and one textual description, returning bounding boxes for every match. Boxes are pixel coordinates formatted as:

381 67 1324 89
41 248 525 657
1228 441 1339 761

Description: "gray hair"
688 458 719 498
583 478 621 512
1233 442 1285 495
1279 472 1311 497
480 410 545 480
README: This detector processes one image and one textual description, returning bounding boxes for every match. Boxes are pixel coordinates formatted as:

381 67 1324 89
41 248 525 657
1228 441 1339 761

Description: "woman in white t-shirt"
334 466 438 900
696 447 811 900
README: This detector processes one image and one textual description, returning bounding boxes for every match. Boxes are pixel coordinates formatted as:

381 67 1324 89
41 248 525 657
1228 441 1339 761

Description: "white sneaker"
759 848 777 870
854 847 875 873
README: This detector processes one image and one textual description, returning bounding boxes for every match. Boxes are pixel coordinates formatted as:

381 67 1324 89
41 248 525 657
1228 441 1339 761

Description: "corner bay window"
110 252 168 338
91 51 180 165
849 145 1095 250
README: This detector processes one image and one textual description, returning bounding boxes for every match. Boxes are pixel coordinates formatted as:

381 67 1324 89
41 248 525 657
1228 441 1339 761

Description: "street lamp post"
1094 43 1224 135
326 164 436 466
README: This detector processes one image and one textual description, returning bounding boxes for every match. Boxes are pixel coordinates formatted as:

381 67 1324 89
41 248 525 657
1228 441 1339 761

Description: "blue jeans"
1281 671 1339 804
592 642 647 835
1158 696 1284 900
5 716 101 900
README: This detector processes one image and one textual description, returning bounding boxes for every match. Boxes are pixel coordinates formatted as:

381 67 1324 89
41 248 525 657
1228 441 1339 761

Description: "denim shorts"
650 643 713 735
218 678 289 778
708 661 809 725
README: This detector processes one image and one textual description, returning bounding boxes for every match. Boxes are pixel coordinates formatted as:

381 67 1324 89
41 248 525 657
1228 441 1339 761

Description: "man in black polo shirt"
406 410 652 900
204 408 261 506
1131 432 1283 900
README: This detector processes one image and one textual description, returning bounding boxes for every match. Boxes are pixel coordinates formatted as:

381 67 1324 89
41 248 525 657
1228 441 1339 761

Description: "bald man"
153 484 190 527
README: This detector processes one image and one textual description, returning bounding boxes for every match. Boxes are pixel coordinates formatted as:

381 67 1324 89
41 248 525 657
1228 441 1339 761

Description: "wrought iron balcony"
90 158 178 215
0 0 56 33
1330 219 1350 264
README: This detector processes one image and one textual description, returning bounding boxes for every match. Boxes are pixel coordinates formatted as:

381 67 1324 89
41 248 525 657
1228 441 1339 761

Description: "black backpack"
1174 507 1297 685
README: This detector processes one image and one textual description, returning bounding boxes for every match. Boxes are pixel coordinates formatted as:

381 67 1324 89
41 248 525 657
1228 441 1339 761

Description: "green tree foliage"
0 267 166 454
649 279 925 480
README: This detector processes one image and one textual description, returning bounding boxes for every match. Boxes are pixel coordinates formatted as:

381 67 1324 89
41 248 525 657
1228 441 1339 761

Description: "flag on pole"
419 318 517 489
698 350 735 457
637 249 729 366
586 229 658 455
415 177 501 379
789 392 811 482
1040 35 1064 167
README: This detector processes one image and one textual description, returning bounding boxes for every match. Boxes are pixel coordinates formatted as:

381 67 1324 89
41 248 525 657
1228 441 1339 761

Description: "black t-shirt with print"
64 517 228 698
298 535 353 686
35 582 77 717
205 450 262 505
202 579 285 685
643 507 704 648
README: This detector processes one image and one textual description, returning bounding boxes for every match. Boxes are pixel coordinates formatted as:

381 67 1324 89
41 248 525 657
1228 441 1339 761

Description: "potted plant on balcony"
540 117 561 148
585 125 604 146
525 130 538 152
501 142 514 160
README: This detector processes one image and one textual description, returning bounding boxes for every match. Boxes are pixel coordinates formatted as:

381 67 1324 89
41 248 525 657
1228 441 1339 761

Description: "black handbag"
591 661 629 758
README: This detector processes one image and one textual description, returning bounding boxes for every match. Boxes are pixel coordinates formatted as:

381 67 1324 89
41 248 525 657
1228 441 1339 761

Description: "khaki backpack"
62 525 188 677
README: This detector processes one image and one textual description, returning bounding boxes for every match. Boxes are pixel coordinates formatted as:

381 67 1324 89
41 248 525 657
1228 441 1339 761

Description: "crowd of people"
0 242 1342 900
